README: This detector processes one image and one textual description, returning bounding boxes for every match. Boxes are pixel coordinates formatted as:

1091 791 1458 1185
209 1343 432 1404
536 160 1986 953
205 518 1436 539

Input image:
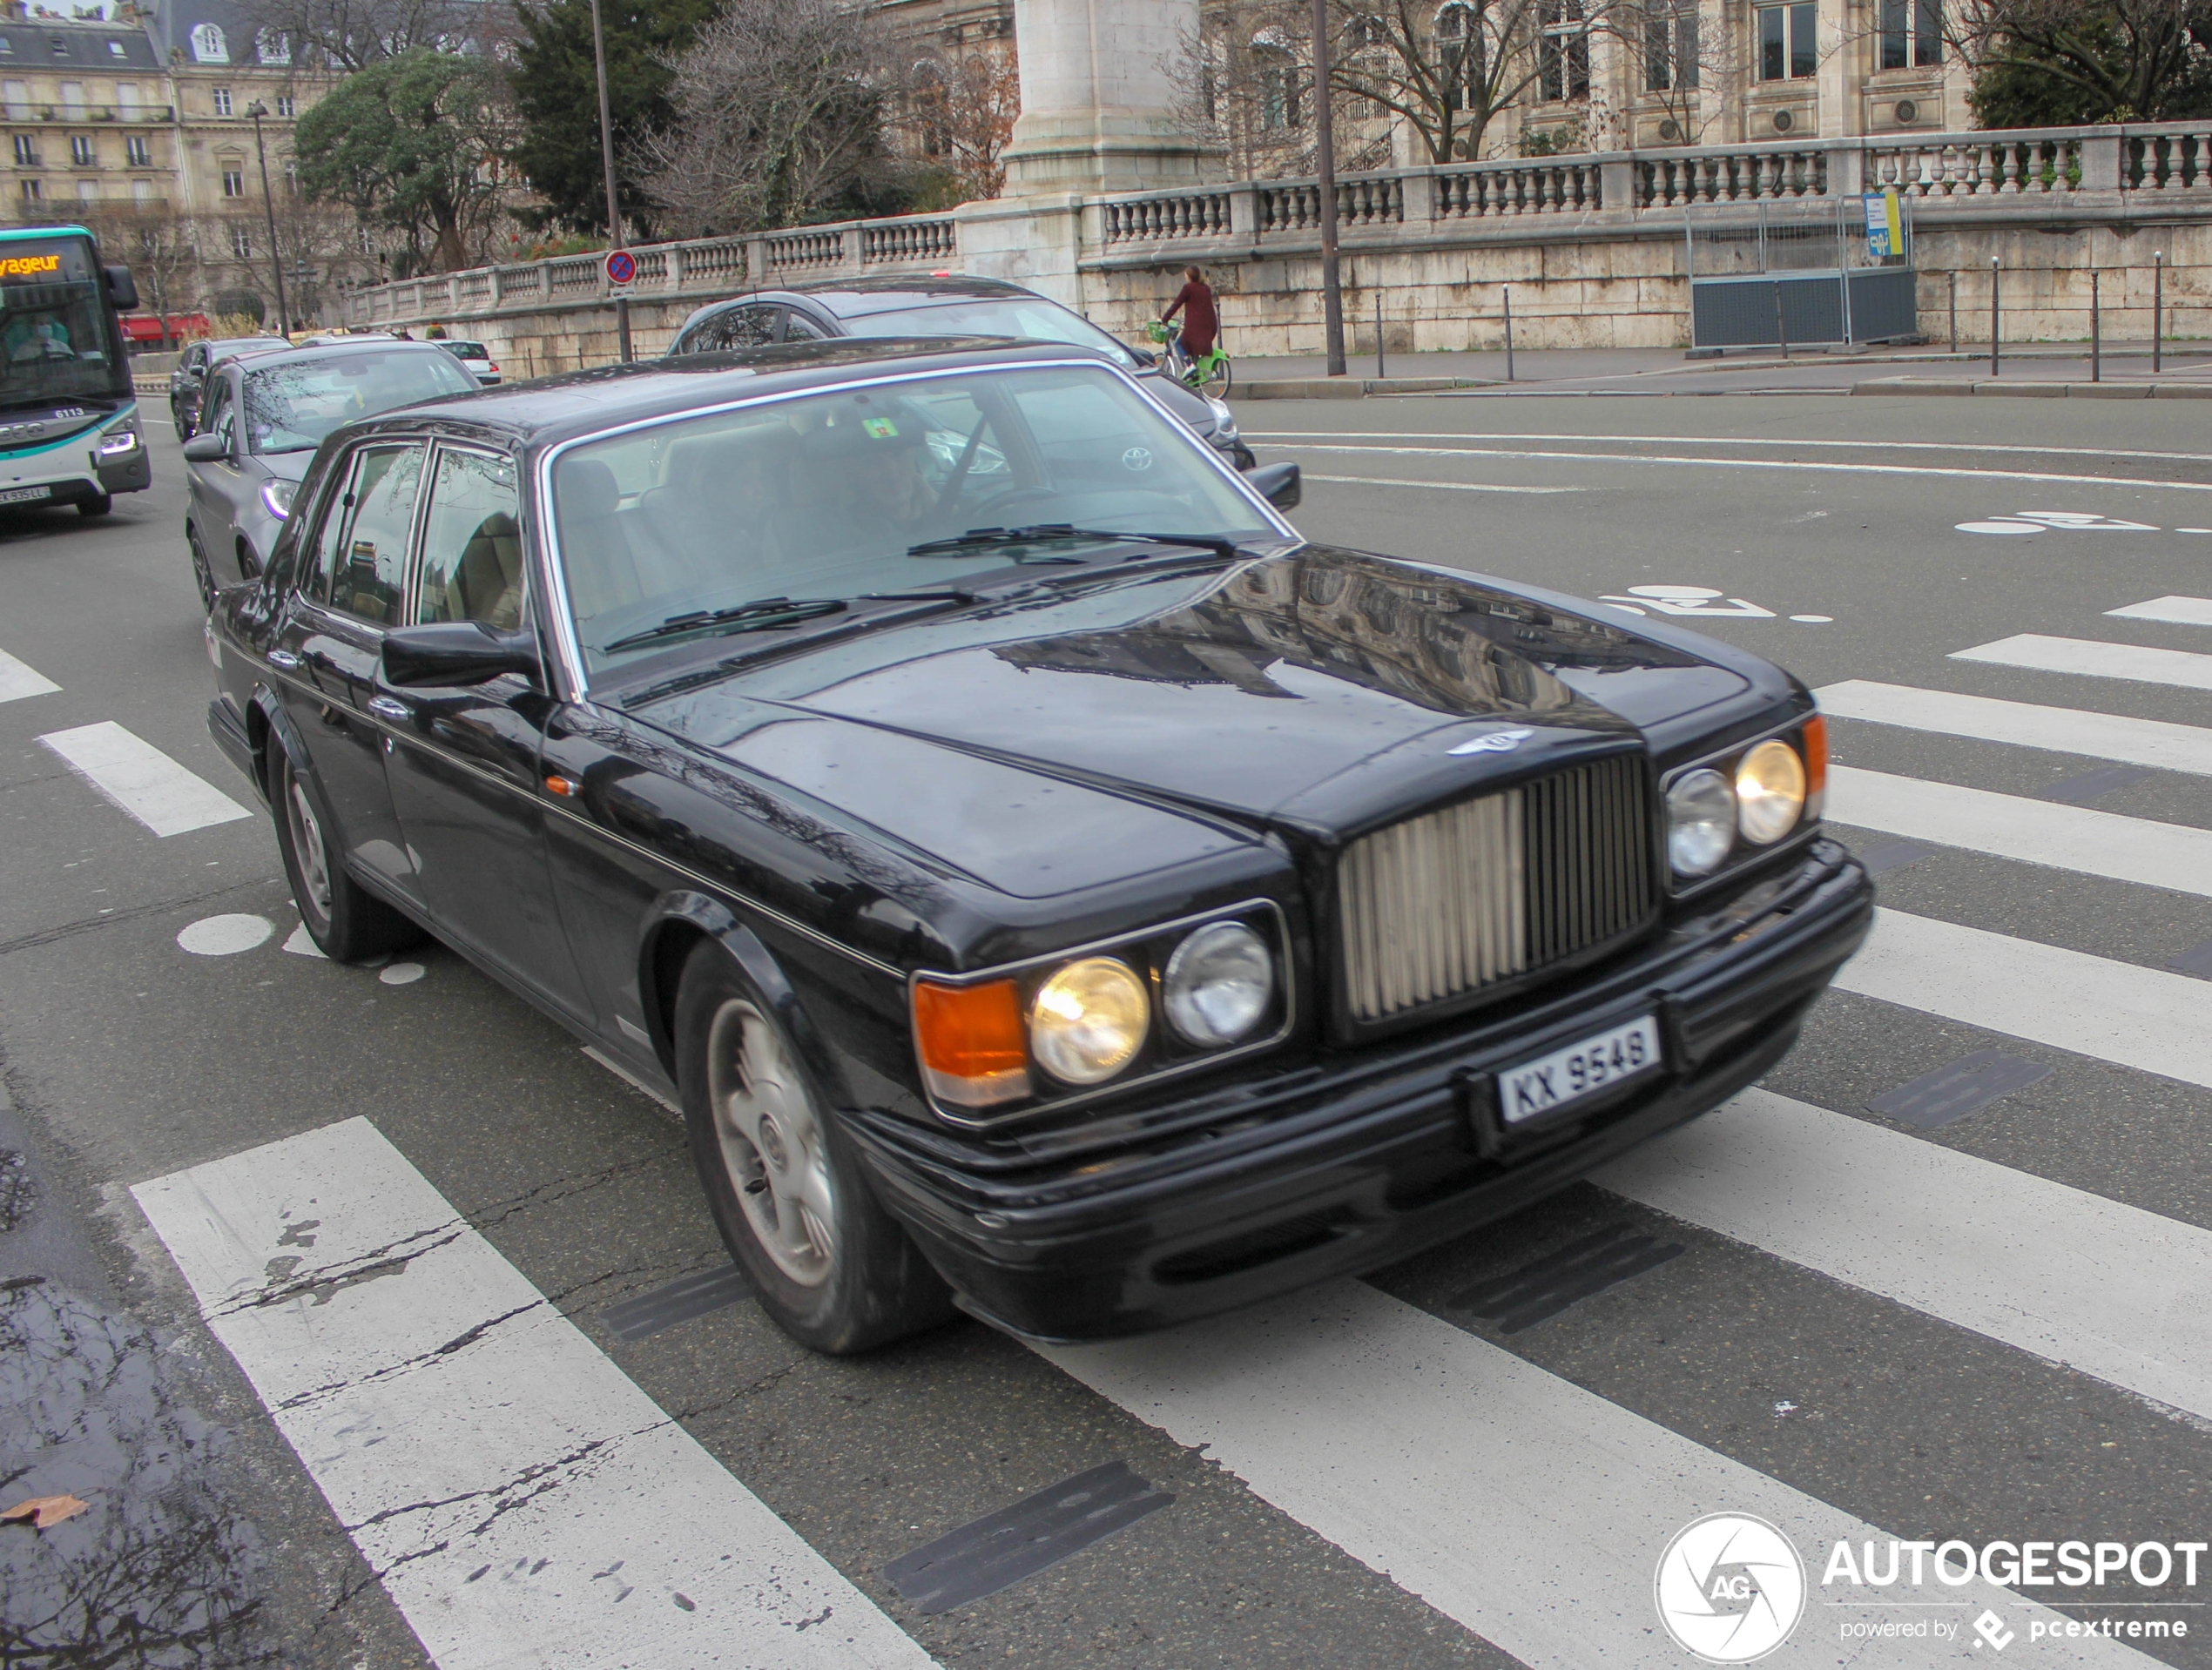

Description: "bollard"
1990 259 2000 377
1948 271 1958 354
2155 253 2165 375
1503 286 1514 383
1375 293 1385 380
2090 270 2101 382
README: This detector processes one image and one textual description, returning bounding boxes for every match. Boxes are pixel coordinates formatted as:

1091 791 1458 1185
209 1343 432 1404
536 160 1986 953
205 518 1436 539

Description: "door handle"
266 648 300 670
367 695 412 724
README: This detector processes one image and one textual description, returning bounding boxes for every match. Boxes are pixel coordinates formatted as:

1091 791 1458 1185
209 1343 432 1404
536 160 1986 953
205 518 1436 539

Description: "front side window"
415 449 524 630
318 444 424 625
199 376 234 449
1539 0 1590 99
1879 0 1940 68
1757 2 1816 78
550 365 1272 677
679 303 779 354
239 349 476 456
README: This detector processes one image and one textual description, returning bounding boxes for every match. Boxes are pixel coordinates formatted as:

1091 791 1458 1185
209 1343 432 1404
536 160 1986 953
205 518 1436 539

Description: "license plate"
0 486 51 505
1499 1015 1662 1126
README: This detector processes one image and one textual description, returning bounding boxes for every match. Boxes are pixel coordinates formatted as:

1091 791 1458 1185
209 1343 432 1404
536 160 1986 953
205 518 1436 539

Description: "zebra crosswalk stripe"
0 645 59 704
2107 596 2212 628
1826 764 2212 897
1815 679 2212 777
1836 908 2212 1093
1598 1088 2212 1425
37 720 250 837
1953 634 2212 693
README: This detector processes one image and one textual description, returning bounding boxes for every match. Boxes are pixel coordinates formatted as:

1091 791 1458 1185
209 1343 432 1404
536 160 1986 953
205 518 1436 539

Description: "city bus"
0 224 148 517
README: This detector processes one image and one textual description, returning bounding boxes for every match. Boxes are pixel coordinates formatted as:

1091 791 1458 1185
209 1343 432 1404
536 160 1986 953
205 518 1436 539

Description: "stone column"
1001 0 1217 196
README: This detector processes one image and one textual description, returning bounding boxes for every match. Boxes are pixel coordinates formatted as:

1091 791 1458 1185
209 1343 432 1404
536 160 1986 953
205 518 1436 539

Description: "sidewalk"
1231 341 2212 399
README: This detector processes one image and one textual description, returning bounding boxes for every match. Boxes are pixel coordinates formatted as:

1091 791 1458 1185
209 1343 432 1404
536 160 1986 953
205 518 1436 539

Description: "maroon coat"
1163 280 1218 357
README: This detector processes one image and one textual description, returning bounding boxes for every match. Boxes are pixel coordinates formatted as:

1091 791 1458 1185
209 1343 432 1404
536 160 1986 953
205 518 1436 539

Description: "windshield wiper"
601 596 846 654
907 524 1245 561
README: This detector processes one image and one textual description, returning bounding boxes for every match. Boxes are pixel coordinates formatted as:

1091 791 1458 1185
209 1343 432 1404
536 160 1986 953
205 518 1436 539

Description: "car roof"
205 337 289 357
229 339 476 375
327 337 1117 454
704 273 1034 323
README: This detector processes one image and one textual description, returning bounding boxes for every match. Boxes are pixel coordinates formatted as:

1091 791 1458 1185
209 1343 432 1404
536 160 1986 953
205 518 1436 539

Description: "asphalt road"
5 396 2212 1668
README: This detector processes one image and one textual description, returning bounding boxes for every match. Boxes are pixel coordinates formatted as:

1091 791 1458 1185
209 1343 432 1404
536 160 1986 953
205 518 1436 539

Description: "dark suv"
667 274 1254 470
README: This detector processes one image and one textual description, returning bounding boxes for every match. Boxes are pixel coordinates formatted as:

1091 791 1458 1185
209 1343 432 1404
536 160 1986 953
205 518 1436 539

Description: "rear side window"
679 304 779 354
307 443 424 625
415 448 523 630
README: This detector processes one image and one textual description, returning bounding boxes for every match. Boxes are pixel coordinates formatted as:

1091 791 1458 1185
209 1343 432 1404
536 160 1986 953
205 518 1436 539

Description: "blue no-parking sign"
604 248 637 287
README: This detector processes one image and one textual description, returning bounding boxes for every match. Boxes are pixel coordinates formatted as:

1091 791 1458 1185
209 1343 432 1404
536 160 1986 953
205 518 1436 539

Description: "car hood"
635 545 1757 847
243 448 316 482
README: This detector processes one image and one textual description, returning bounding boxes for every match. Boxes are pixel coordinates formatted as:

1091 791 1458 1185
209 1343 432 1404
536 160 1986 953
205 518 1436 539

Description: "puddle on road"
1 1275 281 1666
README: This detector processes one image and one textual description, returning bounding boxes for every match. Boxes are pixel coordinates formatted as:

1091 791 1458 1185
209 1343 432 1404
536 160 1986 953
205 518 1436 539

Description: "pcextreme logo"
1655 1513 1809 1664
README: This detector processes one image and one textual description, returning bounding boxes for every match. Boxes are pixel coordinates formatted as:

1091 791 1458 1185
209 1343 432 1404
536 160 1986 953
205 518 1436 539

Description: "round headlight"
1028 958 1149 1085
1667 768 1737 877
1736 739 1808 845
1163 920 1274 1047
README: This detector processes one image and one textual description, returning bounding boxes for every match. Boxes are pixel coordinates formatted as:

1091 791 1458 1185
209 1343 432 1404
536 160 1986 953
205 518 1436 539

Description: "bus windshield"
0 234 131 414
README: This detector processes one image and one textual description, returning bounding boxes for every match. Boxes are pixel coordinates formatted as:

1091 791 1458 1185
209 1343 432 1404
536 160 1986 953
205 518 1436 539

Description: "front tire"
188 526 216 613
78 493 111 518
673 940 954 1355
269 749 419 963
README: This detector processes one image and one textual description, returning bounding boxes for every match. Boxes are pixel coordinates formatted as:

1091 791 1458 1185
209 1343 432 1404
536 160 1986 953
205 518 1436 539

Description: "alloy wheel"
285 771 334 930
705 999 836 1286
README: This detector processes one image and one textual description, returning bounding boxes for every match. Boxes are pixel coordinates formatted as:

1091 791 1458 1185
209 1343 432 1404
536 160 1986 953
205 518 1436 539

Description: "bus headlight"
98 427 140 456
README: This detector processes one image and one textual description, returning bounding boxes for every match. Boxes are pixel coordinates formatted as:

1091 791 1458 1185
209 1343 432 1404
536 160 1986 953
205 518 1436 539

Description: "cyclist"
1160 266 1217 376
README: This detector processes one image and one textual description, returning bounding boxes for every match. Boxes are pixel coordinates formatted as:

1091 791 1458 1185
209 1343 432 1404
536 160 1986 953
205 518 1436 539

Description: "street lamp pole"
588 0 631 362
1309 0 1345 377
243 100 291 334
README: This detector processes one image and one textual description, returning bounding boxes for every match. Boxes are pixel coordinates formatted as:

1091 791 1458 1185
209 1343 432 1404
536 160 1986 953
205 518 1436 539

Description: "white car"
438 339 502 386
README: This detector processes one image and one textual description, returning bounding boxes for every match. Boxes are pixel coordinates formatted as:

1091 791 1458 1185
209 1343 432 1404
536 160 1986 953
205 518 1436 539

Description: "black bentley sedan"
203 339 1871 1354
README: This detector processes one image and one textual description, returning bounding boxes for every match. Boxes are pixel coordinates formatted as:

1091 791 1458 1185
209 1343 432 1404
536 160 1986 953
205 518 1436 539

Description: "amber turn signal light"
1800 714 1828 819
913 979 1032 1109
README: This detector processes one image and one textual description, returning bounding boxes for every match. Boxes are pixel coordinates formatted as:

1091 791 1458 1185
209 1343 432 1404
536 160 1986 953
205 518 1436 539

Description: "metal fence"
1687 194 1919 350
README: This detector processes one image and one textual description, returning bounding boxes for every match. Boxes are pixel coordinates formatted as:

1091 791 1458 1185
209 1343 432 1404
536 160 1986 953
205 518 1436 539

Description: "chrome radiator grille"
1338 754 1655 1023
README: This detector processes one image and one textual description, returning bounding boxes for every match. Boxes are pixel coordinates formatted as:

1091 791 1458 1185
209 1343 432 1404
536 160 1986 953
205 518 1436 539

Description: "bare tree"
230 0 501 76
1164 5 1391 180
631 0 896 233
71 202 201 342
908 53 1021 201
1606 0 1743 144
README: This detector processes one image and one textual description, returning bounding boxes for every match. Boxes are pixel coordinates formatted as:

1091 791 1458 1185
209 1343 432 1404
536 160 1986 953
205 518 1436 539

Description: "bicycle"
1146 320 1233 398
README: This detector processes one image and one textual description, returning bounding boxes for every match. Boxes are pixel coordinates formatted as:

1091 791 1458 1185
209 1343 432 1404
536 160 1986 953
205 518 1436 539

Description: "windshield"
840 299 1137 368
0 236 129 411
241 349 477 455
552 363 1274 675
444 343 488 360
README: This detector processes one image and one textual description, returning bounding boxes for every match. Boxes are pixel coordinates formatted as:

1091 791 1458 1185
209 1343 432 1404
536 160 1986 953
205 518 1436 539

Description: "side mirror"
1129 346 1158 368
381 621 539 689
181 433 231 463
104 266 139 310
1248 461 1301 511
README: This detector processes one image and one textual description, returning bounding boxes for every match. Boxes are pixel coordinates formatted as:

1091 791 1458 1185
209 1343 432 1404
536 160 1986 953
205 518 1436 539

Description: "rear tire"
674 940 954 1355
270 749 420 963
1205 354 1233 398
78 493 111 518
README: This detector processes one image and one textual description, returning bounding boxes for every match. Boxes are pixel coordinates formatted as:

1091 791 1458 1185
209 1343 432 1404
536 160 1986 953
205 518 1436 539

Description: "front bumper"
848 840 1872 1342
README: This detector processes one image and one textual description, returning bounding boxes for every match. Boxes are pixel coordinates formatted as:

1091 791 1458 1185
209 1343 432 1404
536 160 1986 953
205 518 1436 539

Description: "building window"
18 177 39 199
58 79 83 112
222 165 244 196
1538 0 1590 99
69 134 92 165
132 177 151 204
191 23 227 64
1 79 24 118
256 28 291 64
1879 0 1940 67
283 158 298 194
1757 1 1816 78
1644 0 1699 90
212 86 233 116
107 38 125 57
76 178 94 201
125 133 149 165
1435 3 1487 103
1252 32 1301 131
274 92 293 118
231 225 251 259
11 134 34 165
117 81 139 111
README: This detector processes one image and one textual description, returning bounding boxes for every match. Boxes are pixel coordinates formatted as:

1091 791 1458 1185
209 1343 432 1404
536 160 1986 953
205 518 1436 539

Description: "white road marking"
281 923 327 958
1045 1284 2149 1668
37 722 251 837
1599 1087 2212 1424
1956 520 2045 535
1826 765 2212 897
1834 907 2212 1092
1952 633 2212 692
1816 679 2212 777
1790 615 1832 623
1246 428 2212 468
1251 441 2212 495
379 961 425 986
1302 474 1583 494
176 914 273 955
132 1118 935 1670
2108 595 2212 627
0 646 59 704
